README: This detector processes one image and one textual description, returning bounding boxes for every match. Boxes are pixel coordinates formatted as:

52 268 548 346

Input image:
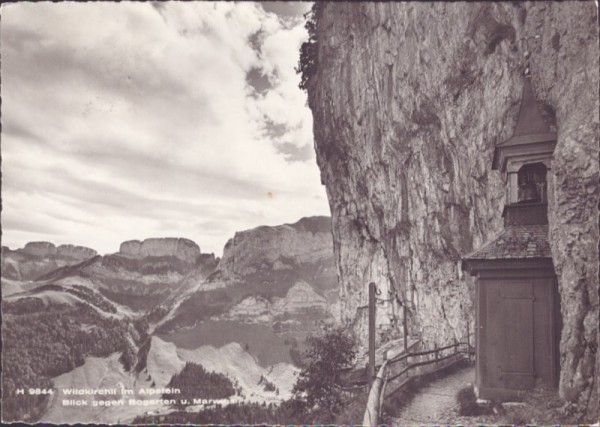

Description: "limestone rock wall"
56 244 98 260
306 1 598 417
22 241 59 257
20 242 98 260
227 282 329 321
2 242 98 281
119 237 201 264
216 216 333 280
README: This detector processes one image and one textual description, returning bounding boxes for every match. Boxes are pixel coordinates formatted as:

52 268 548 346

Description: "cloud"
1 2 329 255
275 142 314 162
246 66 274 95
259 2 311 20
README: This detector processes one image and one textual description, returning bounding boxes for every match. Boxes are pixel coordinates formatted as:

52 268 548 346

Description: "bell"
518 181 539 203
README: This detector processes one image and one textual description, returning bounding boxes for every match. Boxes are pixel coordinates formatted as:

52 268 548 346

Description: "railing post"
403 303 408 354
368 282 376 387
362 359 387 426
466 321 471 362
378 352 388 417
454 339 458 363
434 344 439 369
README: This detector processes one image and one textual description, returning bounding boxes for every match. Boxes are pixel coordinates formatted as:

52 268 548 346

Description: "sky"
1 1 330 256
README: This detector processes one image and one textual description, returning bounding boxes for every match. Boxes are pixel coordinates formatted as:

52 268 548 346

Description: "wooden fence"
362 340 475 425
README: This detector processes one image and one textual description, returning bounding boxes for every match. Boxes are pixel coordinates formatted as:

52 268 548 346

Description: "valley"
1 216 337 423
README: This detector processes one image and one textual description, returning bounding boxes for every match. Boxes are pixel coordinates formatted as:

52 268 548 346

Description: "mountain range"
1 216 337 423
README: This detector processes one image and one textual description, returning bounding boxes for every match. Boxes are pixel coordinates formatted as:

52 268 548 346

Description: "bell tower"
492 73 556 222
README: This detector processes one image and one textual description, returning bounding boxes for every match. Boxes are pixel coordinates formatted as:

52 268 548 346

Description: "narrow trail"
391 366 475 425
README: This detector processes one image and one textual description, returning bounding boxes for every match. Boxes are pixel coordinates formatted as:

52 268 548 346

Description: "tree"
295 3 324 91
162 362 235 409
292 326 356 417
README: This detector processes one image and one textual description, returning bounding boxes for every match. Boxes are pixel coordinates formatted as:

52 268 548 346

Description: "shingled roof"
464 224 551 260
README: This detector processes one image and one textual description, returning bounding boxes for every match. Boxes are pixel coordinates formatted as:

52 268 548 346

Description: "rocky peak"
22 242 58 257
119 238 201 264
216 216 333 280
56 244 98 260
2 242 98 281
289 216 332 234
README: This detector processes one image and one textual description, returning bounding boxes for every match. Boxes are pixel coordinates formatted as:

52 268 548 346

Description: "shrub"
292 326 357 417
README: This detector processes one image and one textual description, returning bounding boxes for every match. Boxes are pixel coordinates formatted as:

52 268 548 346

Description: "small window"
517 163 547 203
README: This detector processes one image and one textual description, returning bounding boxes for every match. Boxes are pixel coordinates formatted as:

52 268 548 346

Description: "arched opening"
517 162 547 203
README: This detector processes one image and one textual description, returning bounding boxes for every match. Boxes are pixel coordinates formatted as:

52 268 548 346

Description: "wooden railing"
362 340 475 425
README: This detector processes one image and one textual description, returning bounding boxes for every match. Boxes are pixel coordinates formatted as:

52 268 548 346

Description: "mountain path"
391 366 475 424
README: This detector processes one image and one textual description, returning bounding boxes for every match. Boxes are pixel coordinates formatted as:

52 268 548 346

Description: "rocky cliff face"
56 244 98 260
159 216 338 333
2 242 98 281
22 242 59 257
19 242 98 260
305 2 598 417
227 281 330 321
215 216 334 283
119 238 201 264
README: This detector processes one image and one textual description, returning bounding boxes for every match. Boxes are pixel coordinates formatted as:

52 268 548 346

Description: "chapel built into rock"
462 73 560 400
